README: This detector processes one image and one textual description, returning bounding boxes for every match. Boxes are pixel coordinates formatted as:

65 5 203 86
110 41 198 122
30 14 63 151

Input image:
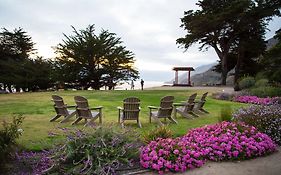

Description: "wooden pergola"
173 67 195 86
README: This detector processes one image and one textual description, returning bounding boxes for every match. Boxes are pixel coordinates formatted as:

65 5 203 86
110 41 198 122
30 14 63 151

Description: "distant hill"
266 37 278 50
165 36 279 86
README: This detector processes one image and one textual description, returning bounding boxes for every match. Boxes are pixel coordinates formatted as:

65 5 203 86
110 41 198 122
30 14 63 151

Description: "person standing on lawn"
141 79 144 90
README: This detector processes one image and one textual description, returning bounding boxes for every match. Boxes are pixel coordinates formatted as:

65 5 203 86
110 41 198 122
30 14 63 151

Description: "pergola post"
175 70 178 84
172 67 194 86
188 70 191 86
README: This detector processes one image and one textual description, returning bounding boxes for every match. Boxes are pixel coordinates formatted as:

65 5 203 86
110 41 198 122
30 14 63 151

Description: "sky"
1 0 280 82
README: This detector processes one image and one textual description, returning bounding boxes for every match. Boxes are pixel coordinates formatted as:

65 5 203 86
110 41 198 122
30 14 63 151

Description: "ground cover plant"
233 105 281 145
233 95 280 105
140 122 277 174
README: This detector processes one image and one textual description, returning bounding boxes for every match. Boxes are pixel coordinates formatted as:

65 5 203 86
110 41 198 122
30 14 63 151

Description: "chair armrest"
117 106 123 110
66 105 76 108
90 106 103 110
173 103 185 106
148 106 159 109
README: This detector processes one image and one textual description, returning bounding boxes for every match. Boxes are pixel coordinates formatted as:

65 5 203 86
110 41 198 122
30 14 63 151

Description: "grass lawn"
0 89 246 151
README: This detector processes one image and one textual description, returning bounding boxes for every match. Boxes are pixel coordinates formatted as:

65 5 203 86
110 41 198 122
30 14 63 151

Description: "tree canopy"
0 28 52 92
177 0 281 86
55 25 139 90
260 29 281 83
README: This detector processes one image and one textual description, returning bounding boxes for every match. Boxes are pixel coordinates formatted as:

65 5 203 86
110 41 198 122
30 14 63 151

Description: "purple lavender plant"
233 105 281 145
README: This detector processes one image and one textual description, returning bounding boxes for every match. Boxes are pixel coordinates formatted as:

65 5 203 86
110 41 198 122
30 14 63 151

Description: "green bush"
239 76 255 90
219 105 232 122
255 78 269 87
0 115 24 165
249 86 281 97
46 127 142 175
142 126 173 144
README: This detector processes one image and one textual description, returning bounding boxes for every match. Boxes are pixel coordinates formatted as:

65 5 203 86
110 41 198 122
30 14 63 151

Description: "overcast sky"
1 0 280 82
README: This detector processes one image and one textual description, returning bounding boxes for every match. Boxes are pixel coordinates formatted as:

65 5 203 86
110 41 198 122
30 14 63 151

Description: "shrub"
239 76 255 90
255 78 269 87
142 126 173 144
0 115 24 165
219 105 232 122
248 86 281 97
233 105 281 145
140 122 277 174
46 127 141 175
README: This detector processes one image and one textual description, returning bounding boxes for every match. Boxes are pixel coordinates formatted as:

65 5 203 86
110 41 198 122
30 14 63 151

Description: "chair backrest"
52 95 69 116
157 96 174 118
123 97 140 120
183 93 197 112
74 96 93 119
201 92 208 102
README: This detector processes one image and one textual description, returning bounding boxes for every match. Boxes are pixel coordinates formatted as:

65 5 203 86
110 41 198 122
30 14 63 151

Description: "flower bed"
140 122 277 174
233 105 281 145
234 95 280 105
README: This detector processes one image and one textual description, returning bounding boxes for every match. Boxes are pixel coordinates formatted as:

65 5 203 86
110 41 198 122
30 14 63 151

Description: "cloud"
0 0 279 82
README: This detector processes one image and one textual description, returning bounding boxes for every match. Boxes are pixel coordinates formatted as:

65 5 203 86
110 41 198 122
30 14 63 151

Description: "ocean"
114 80 165 90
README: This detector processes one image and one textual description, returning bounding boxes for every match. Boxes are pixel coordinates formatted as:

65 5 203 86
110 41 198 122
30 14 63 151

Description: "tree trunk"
8 85 13 93
234 44 244 91
221 54 228 85
213 45 228 86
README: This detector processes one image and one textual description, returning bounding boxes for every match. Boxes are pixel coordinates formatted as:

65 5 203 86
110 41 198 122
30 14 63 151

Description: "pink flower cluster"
140 122 277 174
182 122 277 161
140 137 205 174
234 96 278 105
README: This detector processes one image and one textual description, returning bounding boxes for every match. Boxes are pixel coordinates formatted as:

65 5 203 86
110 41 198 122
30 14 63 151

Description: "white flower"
18 128 23 133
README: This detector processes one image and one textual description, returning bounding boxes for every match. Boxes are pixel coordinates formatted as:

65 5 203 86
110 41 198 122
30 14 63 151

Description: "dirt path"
145 86 235 94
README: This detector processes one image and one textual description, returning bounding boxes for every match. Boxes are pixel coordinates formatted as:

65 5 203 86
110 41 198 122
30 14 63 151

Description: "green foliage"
47 127 142 175
255 78 269 87
142 126 173 144
219 105 232 122
248 86 281 98
239 76 255 90
55 24 139 90
259 28 281 83
0 115 24 165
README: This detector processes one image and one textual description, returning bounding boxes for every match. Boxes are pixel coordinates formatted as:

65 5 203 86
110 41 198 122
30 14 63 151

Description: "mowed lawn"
0 89 245 150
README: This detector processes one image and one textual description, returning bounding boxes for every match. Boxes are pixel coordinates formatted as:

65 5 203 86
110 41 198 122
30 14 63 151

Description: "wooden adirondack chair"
195 92 209 113
174 93 199 118
117 97 141 128
50 95 76 123
148 96 177 126
72 96 103 127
